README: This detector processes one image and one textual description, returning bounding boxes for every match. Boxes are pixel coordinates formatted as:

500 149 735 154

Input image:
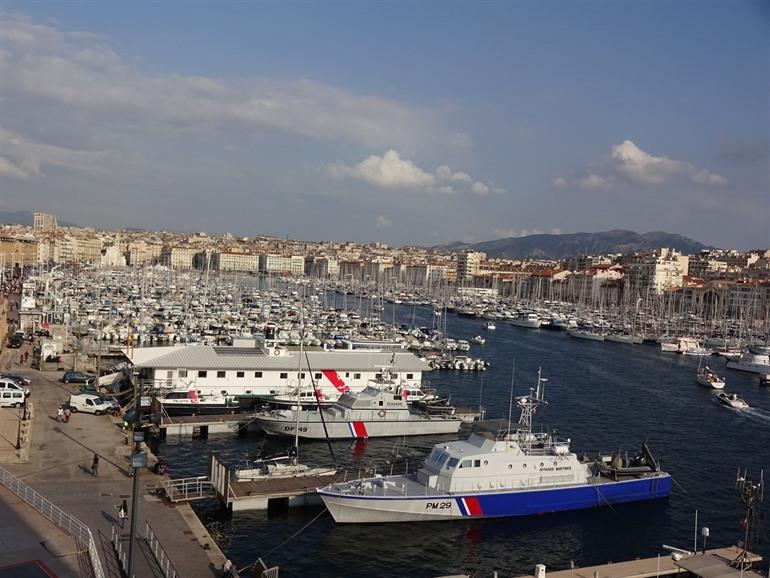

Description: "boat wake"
740 407 770 424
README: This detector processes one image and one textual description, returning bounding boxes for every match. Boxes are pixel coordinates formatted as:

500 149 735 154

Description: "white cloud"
491 228 546 239
0 156 28 179
375 215 392 230
471 181 490 195
555 139 726 191
0 15 456 151
691 169 727 185
0 128 112 177
327 149 498 195
328 149 436 189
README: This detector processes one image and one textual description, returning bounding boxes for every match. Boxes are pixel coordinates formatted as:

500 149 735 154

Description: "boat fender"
377 409 386 418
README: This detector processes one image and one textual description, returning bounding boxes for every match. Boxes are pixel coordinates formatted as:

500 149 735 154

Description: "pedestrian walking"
56 406 64 422
118 499 128 528
91 454 99 477
63 407 71 423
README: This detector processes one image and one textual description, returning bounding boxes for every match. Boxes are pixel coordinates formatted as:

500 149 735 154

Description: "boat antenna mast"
517 367 547 432
733 468 765 571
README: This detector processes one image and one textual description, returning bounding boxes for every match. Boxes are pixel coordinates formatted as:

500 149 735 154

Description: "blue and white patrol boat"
319 369 671 523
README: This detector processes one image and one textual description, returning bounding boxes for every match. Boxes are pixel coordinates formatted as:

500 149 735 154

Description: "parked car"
0 379 30 408
8 335 23 349
61 371 95 384
0 373 31 387
67 393 118 415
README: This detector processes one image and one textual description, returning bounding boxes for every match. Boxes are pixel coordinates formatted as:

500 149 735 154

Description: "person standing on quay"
56 406 64 422
118 499 127 528
63 407 71 423
91 454 99 477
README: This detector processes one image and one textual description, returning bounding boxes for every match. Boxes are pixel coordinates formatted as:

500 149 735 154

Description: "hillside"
444 229 711 259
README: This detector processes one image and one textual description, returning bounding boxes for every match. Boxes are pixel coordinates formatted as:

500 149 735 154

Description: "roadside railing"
0 465 105 578
145 521 180 578
162 475 215 502
110 524 131 577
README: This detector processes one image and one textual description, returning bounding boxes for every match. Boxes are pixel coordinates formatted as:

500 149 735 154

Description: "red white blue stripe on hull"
319 475 671 523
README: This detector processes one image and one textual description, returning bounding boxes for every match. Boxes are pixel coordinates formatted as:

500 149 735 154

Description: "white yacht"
726 348 770 374
319 369 670 523
696 366 725 389
485 322 496 331
716 392 750 409
510 313 542 329
253 385 462 439
472 335 486 345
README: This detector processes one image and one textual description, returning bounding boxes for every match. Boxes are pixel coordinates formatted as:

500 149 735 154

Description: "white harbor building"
132 345 431 407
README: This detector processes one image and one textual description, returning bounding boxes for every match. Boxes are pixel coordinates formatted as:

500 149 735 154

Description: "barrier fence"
0 465 105 578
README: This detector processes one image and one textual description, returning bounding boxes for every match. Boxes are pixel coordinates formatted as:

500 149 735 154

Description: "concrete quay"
0 352 228 577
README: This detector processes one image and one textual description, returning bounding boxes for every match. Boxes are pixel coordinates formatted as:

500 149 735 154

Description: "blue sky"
1 1 767 248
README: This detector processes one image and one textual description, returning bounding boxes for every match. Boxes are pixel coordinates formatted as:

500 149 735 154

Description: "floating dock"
156 413 257 438
209 454 349 511
512 546 763 578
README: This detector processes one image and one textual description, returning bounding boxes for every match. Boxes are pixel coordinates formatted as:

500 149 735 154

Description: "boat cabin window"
406 373 414 379
354 373 361 379
446 457 459 469
198 370 207 378
236 371 245 378
178 369 187 378
280 373 288 379
217 371 226 378
375 373 382 379
378 401 383 406
255 372 262 378
461 459 472 468
393 395 400 401
245 390 252 395
298 372 305 379
314 373 322 379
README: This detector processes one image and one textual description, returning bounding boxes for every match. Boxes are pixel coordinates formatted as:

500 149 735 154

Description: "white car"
67 393 118 415
0 379 29 408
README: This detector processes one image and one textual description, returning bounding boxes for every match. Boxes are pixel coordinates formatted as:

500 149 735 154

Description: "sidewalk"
4 367 226 578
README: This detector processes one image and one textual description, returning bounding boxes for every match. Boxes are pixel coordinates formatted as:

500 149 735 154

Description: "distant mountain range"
0 210 78 228
441 229 712 259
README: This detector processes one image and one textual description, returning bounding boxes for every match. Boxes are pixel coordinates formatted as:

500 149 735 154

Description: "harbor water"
155 302 770 577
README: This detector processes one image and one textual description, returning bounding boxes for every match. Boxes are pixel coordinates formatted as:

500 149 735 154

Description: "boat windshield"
446 457 460 469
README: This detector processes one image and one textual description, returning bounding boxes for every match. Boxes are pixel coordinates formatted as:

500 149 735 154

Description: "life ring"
273 349 280 356
377 409 386 418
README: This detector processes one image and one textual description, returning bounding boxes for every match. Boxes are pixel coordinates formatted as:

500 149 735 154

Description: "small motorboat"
716 392 750 409
760 374 770 387
696 366 725 389
472 335 486 345
485 322 496 331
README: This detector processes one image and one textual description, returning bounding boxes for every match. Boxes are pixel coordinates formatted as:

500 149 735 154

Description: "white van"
0 379 29 408
67 393 118 415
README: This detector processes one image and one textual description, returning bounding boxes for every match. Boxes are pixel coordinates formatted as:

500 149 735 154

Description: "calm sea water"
154 303 770 577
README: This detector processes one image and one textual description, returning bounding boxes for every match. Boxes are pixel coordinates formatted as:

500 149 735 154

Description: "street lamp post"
126 429 146 577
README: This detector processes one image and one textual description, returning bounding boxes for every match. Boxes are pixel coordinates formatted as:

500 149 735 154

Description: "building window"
179 369 188 378
314 373 322 379
280 373 288 379
406 373 414 379
198 370 207 378
217 371 226 378
255 371 262 378
375 373 382 379
166 370 173 379
354 373 361 379
236 371 245 378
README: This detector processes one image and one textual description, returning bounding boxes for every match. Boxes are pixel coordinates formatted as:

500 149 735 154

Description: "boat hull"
256 416 462 439
320 475 671 523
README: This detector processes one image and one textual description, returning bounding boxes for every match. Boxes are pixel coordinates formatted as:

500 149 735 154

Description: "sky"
0 1 768 249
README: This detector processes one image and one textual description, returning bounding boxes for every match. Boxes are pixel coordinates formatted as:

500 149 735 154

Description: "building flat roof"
134 346 431 372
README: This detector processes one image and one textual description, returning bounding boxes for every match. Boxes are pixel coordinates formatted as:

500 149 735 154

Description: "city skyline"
0 2 768 249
